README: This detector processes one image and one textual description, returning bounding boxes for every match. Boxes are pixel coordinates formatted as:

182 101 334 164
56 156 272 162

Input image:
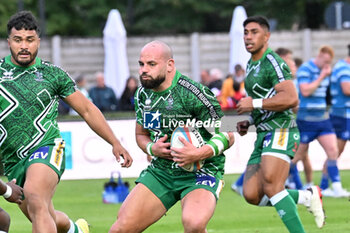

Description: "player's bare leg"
242 164 264 205
262 155 305 232
109 183 167 233
181 188 216 233
261 156 289 197
336 138 347 157
19 163 59 233
0 208 10 232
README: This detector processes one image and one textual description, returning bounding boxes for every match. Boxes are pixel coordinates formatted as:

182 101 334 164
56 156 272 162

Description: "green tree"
0 1 17 37
0 0 340 37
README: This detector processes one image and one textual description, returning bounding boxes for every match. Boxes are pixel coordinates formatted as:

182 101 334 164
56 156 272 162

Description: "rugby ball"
170 126 205 172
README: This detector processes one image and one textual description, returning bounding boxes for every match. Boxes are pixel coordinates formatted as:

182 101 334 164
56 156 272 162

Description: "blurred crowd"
59 72 139 115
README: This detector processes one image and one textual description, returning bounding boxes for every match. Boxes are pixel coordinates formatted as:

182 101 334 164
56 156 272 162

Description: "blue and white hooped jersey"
296 59 329 121
330 59 350 118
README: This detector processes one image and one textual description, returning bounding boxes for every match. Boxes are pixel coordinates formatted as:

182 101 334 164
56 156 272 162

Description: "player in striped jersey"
236 16 325 231
328 44 350 197
294 45 349 198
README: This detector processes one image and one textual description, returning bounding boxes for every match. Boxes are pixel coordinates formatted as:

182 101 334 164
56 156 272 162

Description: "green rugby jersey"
245 48 297 132
135 71 225 175
0 55 76 174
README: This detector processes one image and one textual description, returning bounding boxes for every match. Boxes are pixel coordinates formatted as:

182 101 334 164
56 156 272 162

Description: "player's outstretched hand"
112 142 133 168
237 97 254 114
5 179 23 204
236 120 250 136
152 134 172 160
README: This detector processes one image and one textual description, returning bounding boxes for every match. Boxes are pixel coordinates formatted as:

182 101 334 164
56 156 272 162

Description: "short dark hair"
74 74 85 84
234 64 243 73
294 57 303 68
7 11 40 36
275 48 292 57
243 16 270 31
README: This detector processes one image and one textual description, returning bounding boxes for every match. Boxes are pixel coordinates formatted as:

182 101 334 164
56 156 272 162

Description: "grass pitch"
2 171 350 233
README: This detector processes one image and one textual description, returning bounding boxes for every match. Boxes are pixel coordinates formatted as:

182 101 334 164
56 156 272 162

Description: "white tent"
228 6 250 73
103 9 129 99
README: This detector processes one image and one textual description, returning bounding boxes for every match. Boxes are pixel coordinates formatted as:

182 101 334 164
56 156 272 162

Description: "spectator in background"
233 64 246 96
200 69 211 86
119 76 138 111
58 99 71 115
70 74 91 115
208 68 224 96
275 47 297 77
219 73 235 110
294 57 303 69
220 73 245 110
89 72 118 112
232 81 244 108
233 64 246 84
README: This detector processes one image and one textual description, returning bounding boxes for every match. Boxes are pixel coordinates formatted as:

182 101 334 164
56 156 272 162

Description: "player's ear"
264 31 271 43
167 58 175 72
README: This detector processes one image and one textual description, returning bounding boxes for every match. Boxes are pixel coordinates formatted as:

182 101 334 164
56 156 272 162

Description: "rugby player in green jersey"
1 11 132 233
109 41 234 233
236 16 325 232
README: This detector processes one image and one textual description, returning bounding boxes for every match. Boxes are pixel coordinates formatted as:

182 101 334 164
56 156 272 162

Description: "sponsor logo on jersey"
253 65 261 77
195 173 216 187
301 135 309 143
34 72 44 82
166 96 174 110
144 98 152 111
143 110 161 129
50 139 65 170
2 70 14 80
293 133 300 140
278 209 286 219
29 146 49 161
271 128 288 150
263 132 272 148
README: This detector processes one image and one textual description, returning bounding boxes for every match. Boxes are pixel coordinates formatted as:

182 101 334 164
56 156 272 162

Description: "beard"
139 73 166 89
10 48 38 67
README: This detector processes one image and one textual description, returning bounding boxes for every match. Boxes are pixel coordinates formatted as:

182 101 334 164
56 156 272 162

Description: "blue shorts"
296 119 335 144
330 115 350 140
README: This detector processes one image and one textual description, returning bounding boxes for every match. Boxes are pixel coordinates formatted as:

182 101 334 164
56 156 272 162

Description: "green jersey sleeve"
41 61 77 99
266 53 293 87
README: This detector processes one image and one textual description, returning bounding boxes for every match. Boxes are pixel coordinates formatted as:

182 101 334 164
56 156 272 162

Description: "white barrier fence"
59 119 350 180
